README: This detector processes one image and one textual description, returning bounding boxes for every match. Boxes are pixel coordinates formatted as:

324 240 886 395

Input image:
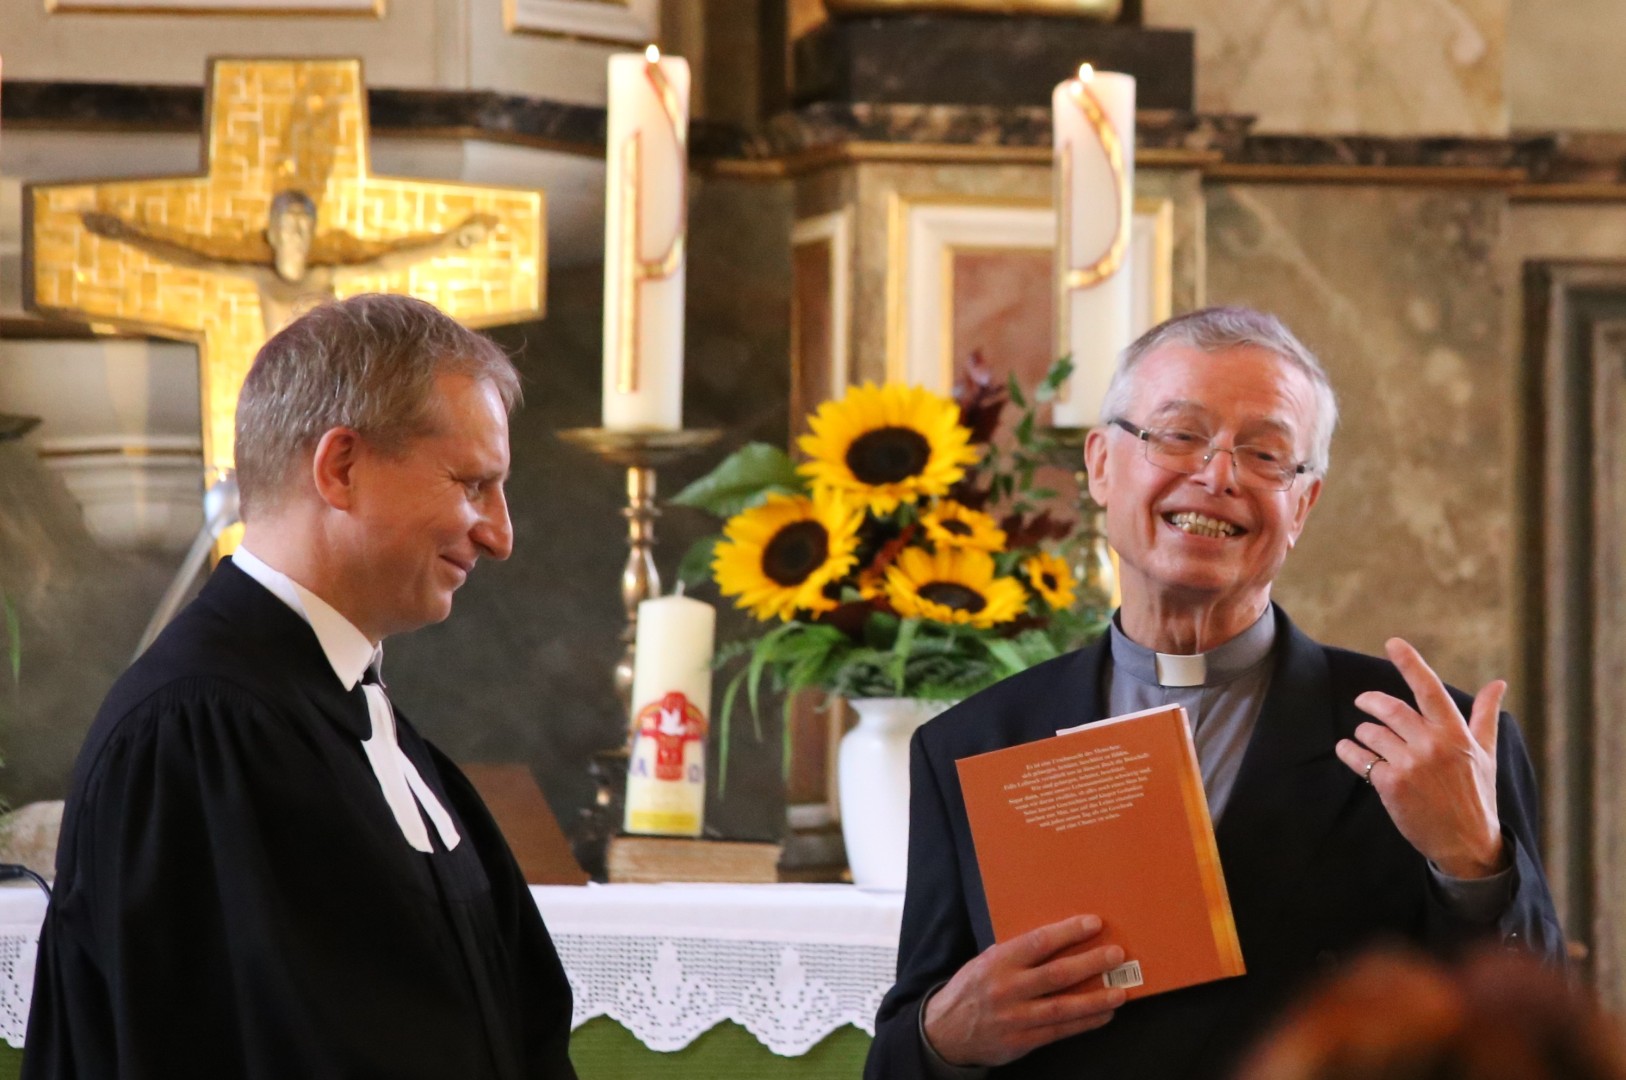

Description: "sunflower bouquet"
673 356 1105 740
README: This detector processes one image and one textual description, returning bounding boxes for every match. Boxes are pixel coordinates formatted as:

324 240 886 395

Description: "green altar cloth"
572 1017 871 1077
0 1017 872 1079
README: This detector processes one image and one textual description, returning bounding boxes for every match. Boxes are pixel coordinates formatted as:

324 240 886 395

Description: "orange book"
955 704 1244 1000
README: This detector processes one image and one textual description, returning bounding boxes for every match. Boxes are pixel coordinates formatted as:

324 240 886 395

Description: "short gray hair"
235 293 521 518
1098 306 1339 474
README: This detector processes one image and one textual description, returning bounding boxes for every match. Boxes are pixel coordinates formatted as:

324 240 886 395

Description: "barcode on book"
1103 961 1143 989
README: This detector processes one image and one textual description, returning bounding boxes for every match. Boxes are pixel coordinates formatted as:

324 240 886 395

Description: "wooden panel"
1521 262 1626 1003
1588 319 1626 1008
459 762 589 886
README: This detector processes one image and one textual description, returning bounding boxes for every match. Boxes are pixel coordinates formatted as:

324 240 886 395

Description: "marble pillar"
1145 0 1509 136
1204 183 1512 691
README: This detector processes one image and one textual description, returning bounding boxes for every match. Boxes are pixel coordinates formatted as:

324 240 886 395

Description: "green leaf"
670 443 805 517
716 665 752 797
1006 373 1028 410
888 619 920 695
676 536 719 589
1014 628 1062 665
984 637 1029 676
1037 354 1075 401
782 696 796 781
745 622 801 729
2 594 17 684
862 610 901 649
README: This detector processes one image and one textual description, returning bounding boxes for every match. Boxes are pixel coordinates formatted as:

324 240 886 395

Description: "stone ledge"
4 79 1616 190
0 80 746 159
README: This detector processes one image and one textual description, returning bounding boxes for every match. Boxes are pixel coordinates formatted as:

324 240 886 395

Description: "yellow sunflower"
713 490 862 622
855 566 888 601
797 382 980 514
921 501 1007 553
884 547 1026 629
1022 551 1077 610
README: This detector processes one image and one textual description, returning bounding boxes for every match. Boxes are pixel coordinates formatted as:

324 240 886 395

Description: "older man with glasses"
865 306 1562 1080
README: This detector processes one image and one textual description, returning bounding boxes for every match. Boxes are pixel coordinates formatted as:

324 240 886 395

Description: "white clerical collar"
1155 652 1206 687
1109 607 1278 689
232 546 378 691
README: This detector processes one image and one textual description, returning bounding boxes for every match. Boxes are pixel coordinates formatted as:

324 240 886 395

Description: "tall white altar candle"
624 593 715 836
1052 64 1135 428
602 46 691 432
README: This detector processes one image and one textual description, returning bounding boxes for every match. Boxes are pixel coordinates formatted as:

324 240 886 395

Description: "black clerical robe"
23 561 577 1079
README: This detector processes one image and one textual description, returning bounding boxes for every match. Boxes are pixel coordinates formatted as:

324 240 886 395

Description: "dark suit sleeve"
1422 709 1565 964
865 728 984 1080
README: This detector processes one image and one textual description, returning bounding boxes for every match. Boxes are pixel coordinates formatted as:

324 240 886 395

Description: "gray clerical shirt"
918 607 1514 1079
1103 605 1278 824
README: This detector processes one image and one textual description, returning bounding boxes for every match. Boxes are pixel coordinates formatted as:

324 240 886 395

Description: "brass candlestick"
558 427 725 718
1048 426 1117 621
558 426 723 880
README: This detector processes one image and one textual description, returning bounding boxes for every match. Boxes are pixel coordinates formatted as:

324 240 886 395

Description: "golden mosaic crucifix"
25 57 547 489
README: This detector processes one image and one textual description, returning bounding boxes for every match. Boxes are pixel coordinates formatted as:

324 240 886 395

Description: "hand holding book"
956 704 1245 1003
922 914 1126 1068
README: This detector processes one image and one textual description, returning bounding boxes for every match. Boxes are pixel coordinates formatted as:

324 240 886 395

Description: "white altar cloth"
538 883 903 1054
0 881 905 1054
0 884 47 1049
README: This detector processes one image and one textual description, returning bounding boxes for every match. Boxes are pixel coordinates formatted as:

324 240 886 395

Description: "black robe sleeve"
24 677 576 1080
426 742 579 1075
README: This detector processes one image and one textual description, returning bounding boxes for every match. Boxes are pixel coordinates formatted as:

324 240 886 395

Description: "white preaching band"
232 546 461 853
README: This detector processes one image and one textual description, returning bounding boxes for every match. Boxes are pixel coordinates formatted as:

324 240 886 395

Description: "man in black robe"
24 294 577 1079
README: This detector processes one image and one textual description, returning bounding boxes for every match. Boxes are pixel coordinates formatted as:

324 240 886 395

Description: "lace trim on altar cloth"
0 928 41 1048
554 934 893 1055
0 899 901 1055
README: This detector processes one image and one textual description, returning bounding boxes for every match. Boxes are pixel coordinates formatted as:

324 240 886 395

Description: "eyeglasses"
1109 417 1311 492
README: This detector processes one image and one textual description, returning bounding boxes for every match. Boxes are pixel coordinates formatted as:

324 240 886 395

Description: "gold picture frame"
886 191 1174 390
790 208 853 421
502 0 657 45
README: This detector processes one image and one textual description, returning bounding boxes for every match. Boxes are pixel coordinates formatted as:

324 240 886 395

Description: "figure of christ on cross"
26 58 546 491
81 191 499 336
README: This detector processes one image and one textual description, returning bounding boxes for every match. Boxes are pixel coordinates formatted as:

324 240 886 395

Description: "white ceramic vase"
838 697 954 890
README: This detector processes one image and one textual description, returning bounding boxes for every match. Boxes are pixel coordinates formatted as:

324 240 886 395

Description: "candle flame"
645 44 661 64
1077 62 1095 83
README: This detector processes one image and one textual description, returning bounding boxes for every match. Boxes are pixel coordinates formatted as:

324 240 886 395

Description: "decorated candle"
602 46 691 432
624 593 715 836
1052 64 1135 428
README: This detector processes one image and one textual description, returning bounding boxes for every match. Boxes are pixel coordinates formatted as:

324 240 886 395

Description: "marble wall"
1507 0 1626 132
1144 0 1509 136
1204 183 1514 694
1506 202 1626 264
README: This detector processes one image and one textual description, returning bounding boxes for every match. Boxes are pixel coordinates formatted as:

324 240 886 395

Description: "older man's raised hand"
923 915 1127 1068
1334 637 1507 879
